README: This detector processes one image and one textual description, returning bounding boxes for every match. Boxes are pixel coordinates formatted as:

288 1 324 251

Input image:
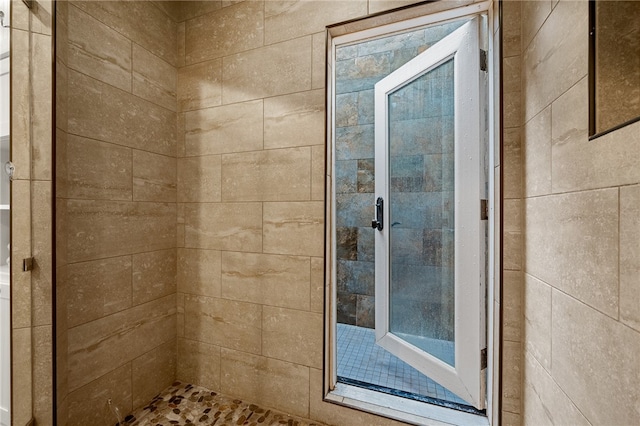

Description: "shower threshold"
337 323 478 413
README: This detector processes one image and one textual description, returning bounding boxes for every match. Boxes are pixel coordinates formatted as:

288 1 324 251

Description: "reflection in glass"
388 59 455 367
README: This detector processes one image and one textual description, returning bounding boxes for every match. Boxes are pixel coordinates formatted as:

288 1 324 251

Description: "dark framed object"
589 0 640 139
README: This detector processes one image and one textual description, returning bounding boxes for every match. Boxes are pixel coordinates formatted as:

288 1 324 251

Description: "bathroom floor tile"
120 381 325 426
337 323 466 405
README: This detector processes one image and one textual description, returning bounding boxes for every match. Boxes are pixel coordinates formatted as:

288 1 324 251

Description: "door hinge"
480 49 488 72
481 348 487 369
480 199 488 220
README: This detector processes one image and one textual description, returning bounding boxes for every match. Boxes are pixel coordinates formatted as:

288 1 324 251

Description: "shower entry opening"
327 3 492 423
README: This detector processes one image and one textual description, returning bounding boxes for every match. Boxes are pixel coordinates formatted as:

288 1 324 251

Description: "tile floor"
120 382 326 426
336 323 465 405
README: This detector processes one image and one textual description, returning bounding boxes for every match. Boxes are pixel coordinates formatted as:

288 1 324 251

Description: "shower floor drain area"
119 381 326 426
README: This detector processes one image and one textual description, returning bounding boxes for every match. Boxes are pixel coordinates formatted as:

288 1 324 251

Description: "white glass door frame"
325 2 497 423
373 18 487 409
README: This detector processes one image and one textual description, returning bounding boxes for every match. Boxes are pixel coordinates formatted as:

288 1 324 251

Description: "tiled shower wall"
500 0 524 424
172 1 478 424
518 1 640 425
51 1 524 426
11 0 54 424
56 1 178 424
172 0 330 419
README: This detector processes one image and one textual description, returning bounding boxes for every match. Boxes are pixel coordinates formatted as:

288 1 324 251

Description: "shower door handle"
371 197 383 231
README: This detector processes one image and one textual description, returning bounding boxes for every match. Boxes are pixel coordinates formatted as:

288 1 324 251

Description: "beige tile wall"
11 0 54 424
519 1 640 425
56 1 178 425
49 1 528 425
501 1 523 423
174 1 461 424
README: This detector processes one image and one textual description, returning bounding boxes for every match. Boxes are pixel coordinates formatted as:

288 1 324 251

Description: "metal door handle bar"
371 197 383 231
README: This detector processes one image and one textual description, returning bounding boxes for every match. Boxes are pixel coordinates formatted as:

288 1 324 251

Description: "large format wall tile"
184 202 262 251
67 294 176 391
68 70 176 156
551 290 640 425
183 295 261 354
263 201 324 256
264 0 367 45
177 293 185 338
179 1 222 22
178 59 222 112
132 249 177 306
522 351 590 426
262 306 323 368
502 341 522 414
311 32 325 90
311 145 325 201
522 0 587 121
66 256 132 328
502 270 522 343
223 37 312 104
184 100 263 156
177 248 221 297
65 134 133 201
368 0 425 15
11 180 32 329
620 185 640 333
220 348 310 419
133 44 177 111
132 340 176 408
221 252 311 310
185 1 263 64
12 30 30 181
310 257 324 314
74 0 177 66
221 147 311 201
67 4 132 92
502 0 521 58
152 0 185 22
524 189 618 318
523 274 551 370
33 326 53 423
12 328 32 426
66 363 132 426
132 150 177 203
264 90 325 149
521 0 552 51
66 200 176 262
56 64 68 135
503 127 522 199
31 182 53 327
503 230 522 271
32 33 53 181
177 338 221 392
178 155 222 203
551 80 640 192
523 106 551 197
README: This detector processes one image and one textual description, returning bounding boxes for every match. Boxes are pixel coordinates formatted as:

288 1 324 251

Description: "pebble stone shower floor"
120 382 326 426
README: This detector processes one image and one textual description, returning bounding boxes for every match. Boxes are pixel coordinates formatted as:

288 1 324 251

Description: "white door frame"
325 2 497 423
373 17 487 409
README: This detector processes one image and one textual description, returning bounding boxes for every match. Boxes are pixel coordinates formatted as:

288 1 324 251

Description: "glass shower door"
373 18 487 409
